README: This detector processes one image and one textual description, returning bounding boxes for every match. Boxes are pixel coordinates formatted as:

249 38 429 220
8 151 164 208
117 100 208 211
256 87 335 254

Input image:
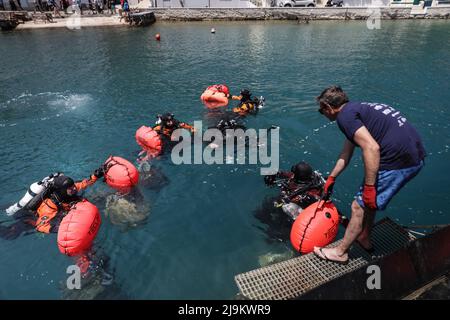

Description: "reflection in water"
61 250 127 300
253 196 294 244
104 188 150 231
137 161 170 191
258 250 295 268
0 209 36 240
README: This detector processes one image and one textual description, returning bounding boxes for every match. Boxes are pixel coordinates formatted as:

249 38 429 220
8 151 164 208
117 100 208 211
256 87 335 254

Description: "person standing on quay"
314 86 426 264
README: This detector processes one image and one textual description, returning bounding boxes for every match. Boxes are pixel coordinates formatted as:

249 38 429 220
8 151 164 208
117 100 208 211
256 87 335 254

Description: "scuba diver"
26 169 103 234
205 117 247 150
230 89 265 116
136 113 195 162
34 168 105 233
214 118 246 134
3 168 105 237
263 161 325 220
152 113 195 138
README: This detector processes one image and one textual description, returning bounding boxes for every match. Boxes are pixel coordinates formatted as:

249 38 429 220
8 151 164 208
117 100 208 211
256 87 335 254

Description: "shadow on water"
137 161 170 192
0 209 36 240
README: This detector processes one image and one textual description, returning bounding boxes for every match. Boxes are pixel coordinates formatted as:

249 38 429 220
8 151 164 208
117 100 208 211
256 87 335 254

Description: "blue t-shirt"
336 102 426 171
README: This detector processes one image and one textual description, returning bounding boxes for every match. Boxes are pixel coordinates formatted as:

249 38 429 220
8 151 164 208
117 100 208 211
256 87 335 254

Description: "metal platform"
235 217 416 300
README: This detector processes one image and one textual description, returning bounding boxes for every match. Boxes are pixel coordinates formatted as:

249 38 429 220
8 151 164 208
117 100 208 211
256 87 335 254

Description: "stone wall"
150 7 450 20
426 6 450 18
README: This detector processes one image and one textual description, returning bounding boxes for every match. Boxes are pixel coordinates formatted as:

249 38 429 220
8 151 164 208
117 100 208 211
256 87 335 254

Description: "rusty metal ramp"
235 217 415 300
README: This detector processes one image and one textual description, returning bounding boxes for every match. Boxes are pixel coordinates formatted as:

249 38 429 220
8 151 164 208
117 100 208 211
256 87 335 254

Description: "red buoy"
57 200 101 256
155 33 161 41
104 156 139 193
207 84 229 96
135 126 163 156
201 84 230 108
290 201 340 254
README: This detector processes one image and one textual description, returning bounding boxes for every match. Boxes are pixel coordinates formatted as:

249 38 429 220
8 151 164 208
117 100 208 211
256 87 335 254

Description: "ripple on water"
0 92 93 127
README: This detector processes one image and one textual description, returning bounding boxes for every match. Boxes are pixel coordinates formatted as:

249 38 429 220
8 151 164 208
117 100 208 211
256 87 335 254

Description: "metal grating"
235 217 415 300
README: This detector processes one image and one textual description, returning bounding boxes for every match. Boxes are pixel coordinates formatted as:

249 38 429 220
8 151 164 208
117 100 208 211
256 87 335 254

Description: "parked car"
325 0 343 6
278 0 316 7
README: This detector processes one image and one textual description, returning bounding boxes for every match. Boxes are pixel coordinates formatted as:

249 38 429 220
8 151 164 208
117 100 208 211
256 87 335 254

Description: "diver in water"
214 118 246 134
264 161 325 220
61 249 120 300
230 89 264 116
34 168 104 233
205 117 248 150
152 113 195 138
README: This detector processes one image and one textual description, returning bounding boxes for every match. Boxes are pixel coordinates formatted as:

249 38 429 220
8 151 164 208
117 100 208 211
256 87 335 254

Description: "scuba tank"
248 96 264 115
257 96 265 109
282 202 302 221
5 173 63 216
273 170 326 219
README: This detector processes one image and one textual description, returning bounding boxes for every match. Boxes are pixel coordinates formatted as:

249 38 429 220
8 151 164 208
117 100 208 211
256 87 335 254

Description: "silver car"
278 0 316 7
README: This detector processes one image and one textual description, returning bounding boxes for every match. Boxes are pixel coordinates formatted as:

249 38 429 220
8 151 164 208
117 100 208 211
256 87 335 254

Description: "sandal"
314 247 349 265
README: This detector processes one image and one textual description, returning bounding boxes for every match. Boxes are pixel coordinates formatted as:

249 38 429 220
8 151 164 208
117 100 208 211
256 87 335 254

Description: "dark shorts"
356 160 424 211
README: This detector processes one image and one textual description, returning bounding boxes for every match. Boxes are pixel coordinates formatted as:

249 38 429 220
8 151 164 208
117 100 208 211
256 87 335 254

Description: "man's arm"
329 139 356 178
179 122 196 133
75 175 98 192
353 126 380 185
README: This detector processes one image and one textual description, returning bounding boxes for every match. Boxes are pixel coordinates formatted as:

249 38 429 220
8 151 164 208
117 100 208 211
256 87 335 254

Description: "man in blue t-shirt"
313 86 425 264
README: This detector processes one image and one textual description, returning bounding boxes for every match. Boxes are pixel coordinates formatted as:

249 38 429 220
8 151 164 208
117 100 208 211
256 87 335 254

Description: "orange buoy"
104 156 139 193
135 126 163 156
290 200 340 254
200 84 230 108
57 200 101 256
207 84 229 96
155 33 161 41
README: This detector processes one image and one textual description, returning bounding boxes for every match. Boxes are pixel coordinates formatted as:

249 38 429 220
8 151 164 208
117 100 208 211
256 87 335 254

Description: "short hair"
316 86 349 109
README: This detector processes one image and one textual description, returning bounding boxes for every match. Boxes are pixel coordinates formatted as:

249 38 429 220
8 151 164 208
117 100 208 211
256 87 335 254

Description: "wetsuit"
276 171 324 209
35 175 98 233
231 95 258 115
153 121 195 138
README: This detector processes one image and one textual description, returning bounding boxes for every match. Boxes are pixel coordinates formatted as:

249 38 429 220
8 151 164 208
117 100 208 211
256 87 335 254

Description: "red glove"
362 184 377 210
323 176 336 199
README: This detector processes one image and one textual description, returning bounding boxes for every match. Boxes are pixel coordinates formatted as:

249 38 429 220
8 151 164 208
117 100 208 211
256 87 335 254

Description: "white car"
278 0 316 7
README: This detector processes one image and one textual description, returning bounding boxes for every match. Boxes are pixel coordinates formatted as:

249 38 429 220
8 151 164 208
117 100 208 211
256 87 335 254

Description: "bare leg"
314 200 366 263
357 206 376 249
338 200 365 252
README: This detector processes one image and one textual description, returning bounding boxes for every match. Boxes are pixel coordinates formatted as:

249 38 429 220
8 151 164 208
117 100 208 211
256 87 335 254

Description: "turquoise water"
0 20 449 299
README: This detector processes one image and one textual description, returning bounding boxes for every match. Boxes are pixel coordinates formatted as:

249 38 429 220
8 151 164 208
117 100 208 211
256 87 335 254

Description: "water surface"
0 20 449 299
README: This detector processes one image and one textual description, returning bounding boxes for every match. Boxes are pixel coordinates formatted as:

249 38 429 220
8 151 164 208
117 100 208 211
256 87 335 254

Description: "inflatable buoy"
290 201 340 254
104 156 139 193
57 200 101 256
207 84 229 96
201 84 230 109
155 33 161 41
135 126 163 156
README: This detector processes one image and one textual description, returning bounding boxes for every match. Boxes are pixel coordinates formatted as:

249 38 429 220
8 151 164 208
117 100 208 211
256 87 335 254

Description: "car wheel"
307 3 315 6
284 3 292 6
